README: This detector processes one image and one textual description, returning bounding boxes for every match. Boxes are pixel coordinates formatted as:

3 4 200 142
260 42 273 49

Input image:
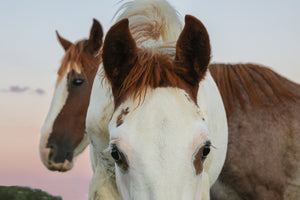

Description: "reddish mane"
209 63 300 115
116 47 192 101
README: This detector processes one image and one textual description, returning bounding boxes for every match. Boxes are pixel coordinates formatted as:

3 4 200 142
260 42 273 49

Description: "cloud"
8 86 30 93
34 88 46 95
0 85 46 95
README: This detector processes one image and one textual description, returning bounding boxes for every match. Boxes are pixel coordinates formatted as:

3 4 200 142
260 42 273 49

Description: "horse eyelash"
103 139 120 153
204 141 216 149
209 143 217 149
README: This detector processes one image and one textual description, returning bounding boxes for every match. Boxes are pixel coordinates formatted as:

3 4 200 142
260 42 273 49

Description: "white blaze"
40 72 69 167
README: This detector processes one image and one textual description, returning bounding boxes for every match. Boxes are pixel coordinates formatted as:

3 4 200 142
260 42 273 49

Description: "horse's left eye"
201 144 210 159
111 145 122 163
72 79 84 86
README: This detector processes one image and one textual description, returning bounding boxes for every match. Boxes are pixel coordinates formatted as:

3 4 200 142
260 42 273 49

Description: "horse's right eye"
110 144 129 172
201 144 211 159
111 145 122 163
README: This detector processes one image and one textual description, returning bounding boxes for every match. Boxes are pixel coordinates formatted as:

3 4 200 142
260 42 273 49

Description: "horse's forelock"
112 47 199 107
57 40 101 85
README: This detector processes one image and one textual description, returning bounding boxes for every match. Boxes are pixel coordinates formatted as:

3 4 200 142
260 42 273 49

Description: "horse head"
40 19 103 171
102 14 227 199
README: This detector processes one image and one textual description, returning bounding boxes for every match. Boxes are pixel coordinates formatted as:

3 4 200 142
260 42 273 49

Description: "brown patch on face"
111 144 129 172
116 107 129 127
51 41 101 146
47 66 99 163
193 146 205 175
116 150 129 172
193 142 211 175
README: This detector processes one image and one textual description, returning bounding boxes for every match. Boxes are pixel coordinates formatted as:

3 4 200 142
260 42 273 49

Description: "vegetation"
0 186 62 200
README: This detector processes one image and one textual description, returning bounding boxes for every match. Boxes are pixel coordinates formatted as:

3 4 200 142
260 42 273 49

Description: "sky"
0 0 299 199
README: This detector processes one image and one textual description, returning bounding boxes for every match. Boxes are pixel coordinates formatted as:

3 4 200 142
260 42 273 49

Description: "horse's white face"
109 88 212 199
102 14 216 199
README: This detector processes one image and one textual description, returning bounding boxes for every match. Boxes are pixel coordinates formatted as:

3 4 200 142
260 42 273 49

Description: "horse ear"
56 31 72 51
175 15 211 85
86 18 103 56
102 19 137 90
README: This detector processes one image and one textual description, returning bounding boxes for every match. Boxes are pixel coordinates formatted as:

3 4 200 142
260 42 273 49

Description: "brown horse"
209 63 300 200
39 19 103 171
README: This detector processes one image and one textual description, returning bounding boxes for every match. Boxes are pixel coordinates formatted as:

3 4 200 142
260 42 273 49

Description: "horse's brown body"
209 64 300 200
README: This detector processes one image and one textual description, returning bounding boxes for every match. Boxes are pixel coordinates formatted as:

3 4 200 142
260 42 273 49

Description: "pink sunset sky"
1 0 299 200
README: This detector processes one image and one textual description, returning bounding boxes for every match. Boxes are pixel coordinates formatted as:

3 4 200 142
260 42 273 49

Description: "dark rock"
0 186 62 200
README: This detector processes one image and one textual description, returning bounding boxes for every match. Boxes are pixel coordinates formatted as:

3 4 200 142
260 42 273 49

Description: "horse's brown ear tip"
122 18 129 24
108 18 130 35
55 30 62 40
185 15 195 23
92 18 103 36
185 15 202 26
185 15 192 21
117 18 129 28
92 18 101 27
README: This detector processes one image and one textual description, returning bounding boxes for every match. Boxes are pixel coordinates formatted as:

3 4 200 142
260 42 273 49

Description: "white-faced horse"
39 19 103 171
100 10 227 200
86 1 185 199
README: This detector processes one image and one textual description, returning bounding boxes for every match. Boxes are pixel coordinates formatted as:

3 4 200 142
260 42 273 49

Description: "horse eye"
72 79 84 86
201 145 210 159
111 145 122 163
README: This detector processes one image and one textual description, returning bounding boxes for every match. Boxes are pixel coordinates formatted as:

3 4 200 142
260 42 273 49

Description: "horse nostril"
48 148 54 161
46 142 54 149
46 138 74 163
46 142 57 161
65 151 73 162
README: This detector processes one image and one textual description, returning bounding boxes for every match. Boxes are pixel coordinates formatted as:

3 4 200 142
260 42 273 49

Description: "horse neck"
197 71 228 186
209 63 300 115
86 64 114 148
